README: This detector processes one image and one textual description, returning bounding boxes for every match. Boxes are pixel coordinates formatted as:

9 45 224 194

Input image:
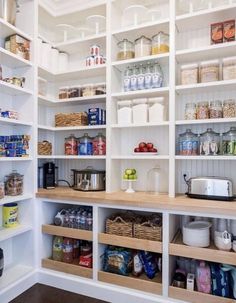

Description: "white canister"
132 98 148 124
117 100 132 124
51 47 59 73
148 97 166 123
41 42 51 69
183 221 211 248
58 52 69 72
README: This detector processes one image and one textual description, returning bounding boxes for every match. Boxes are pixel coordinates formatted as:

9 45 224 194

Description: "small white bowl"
183 221 211 248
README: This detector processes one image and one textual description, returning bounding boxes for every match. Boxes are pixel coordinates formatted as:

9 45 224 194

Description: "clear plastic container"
185 103 197 120
4 170 24 196
65 134 78 155
223 56 236 81
132 98 148 124
134 35 151 58
78 133 93 155
117 39 135 61
117 100 133 124
92 133 106 155
180 64 198 85
137 64 145 90
148 97 166 123
178 129 199 156
197 101 209 119
152 32 169 55
59 86 69 99
209 100 223 119
222 127 236 155
223 99 236 118
200 60 220 83
200 128 220 155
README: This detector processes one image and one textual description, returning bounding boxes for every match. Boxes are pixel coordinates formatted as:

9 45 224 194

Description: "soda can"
90 44 100 56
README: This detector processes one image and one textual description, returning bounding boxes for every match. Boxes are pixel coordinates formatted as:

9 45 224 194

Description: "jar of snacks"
134 35 151 58
117 39 134 61
0 182 4 199
82 84 95 97
223 57 236 81
178 129 199 156
95 83 106 95
65 134 78 155
209 100 223 119
68 87 81 98
4 171 24 196
197 101 209 119
200 60 220 83
180 64 198 85
93 133 106 155
152 32 169 55
200 128 220 156
223 99 236 118
59 87 69 99
222 127 236 155
185 103 197 120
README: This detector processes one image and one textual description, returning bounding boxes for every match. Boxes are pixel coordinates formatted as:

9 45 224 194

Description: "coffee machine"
42 162 57 189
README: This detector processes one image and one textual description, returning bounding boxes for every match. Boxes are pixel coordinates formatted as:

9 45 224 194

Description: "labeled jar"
152 32 169 55
223 99 236 118
3 203 18 228
4 171 24 196
65 134 78 156
196 101 209 120
178 129 199 156
180 64 198 85
117 39 134 61
223 56 236 81
117 100 132 124
200 128 220 156
200 60 220 83
59 87 69 99
185 103 197 120
92 133 106 155
132 98 148 124
148 97 166 123
222 127 236 155
134 35 151 58
209 100 223 119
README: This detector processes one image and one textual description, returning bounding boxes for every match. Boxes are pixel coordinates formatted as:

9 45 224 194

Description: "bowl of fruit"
123 168 137 193
134 142 158 154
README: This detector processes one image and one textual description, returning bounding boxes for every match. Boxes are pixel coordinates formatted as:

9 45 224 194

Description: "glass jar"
59 86 69 99
185 103 197 120
78 133 93 155
65 134 78 156
132 98 148 124
223 57 236 81
93 133 106 155
152 62 163 88
134 35 151 58
152 32 169 55
0 181 4 199
197 101 209 119
146 166 163 194
180 64 198 85
209 100 223 119
200 60 220 83
4 170 24 196
82 84 95 97
68 87 80 98
222 127 236 155
95 83 106 95
200 128 220 156
117 39 135 61
223 99 236 118
178 129 199 156
117 100 133 124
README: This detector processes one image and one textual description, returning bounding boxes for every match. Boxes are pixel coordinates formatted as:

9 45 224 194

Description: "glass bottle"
222 127 236 155
52 236 63 261
123 66 132 92
152 62 163 88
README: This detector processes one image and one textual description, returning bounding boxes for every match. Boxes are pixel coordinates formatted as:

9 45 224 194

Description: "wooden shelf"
42 225 93 241
169 286 235 303
169 232 236 266
98 271 162 295
42 258 93 279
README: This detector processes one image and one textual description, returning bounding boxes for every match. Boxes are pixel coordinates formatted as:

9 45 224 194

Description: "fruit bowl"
123 168 137 193
134 142 158 154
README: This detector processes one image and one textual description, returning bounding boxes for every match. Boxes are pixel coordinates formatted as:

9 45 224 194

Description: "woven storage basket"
55 112 88 127
134 221 162 241
106 214 133 237
38 141 52 155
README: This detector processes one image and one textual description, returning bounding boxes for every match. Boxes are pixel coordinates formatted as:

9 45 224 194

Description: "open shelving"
0 81 33 96
0 225 32 242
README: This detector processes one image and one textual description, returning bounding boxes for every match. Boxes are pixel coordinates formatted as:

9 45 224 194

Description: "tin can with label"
90 44 100 56
94 55 104 65
86 56 95 67
3 203 18 228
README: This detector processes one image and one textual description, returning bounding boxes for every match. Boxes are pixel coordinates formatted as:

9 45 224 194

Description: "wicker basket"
106 214 134 237
55 112 88 127
38 141 52 155
134 221 162 241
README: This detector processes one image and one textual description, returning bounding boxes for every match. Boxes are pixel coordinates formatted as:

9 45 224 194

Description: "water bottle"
80 211 86 230
152 62 163 88
144 62 152 90
130 65 139 91
123 66 132 92
137 64 145 90
69 210 76 229
63 210 70 228
76 210 81 229
86 212 93 231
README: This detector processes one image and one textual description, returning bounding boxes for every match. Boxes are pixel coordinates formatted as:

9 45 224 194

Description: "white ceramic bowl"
183 221 211 248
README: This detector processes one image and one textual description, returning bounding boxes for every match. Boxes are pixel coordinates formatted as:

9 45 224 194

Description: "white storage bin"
132 98 148 124
117 100 132 124
148 97 166 123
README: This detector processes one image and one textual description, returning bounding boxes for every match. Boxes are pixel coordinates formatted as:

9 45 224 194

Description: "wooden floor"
10 283 109 303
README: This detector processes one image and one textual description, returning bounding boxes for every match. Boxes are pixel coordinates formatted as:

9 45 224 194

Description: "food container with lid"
185 103 197 120
71 167 105 191
183 221 212 248
197 101 209 119
3 203 19 228
180 64 198 85
178 129 199 156
200 60 220 83
82 84 95 97
134 35 151 58
152 32 169 55
223 99 236 118
117 100 132 124
117 39 134 61
200 128 220 155
78 133 93 155
148 97 166 123
209 100 223 119
65 134 78 156
223 56 236 81
132 98 148 124
59 86 69 99
4 170 24 196
222 127 236 155
93 133 106 155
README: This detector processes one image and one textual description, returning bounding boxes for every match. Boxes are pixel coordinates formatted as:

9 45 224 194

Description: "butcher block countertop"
36 187 236 216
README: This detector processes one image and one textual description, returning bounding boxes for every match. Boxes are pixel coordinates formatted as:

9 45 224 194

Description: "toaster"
185 176 235 201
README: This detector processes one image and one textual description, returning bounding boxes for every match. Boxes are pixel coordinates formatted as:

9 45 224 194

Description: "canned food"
90 44 100 56
86 56 95 67
94 55 104 65
3 203 18 228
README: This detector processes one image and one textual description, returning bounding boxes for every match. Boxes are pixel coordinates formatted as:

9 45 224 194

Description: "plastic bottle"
69 210 76 229
130 65 139 91
73 239 80 259
137 64 145 90
76 210 81 229
86 212 93 231
145 62 152 89
63 210 70 227
52 236 63 261
123 66 132 92
62 238 73 263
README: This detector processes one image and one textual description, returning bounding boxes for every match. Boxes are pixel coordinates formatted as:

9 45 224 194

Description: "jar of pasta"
223 57 236 81
180 64 198 85
197 101 209 119
223 99 236 118
200 60 220 83
152 32 169 55
209 100 223 119
185 103 197 120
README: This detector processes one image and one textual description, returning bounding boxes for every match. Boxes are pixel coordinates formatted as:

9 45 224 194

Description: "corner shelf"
0 18 33 41
0 193 33 206
0 47 33 68
0 225 32 242
0 80 33 96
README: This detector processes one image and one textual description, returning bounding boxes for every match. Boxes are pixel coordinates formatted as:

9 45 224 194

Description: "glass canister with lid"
180 64 198 85
4 170 24 196
222 127 236 155
178 129 199 156
223 99 236 118
92 133 106 155
223 56 236 81
185 103 197 120
209 100 223 119
117 39 135 61
134 35 151 58
78 133 93 156
197 101 209 120
65 134 78 156
200 60 220 83
152 32 169 55
200 128 220 156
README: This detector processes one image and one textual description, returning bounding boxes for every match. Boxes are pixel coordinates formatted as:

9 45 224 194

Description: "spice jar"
152 32 169 55
197 101 209 119
117 39 134 61
200 128 220 156
223 99 236 118
209 100 223 119
117 100 133 124
0 182 4 199
65 134 78 156
178 129 199 156
180 64 198 85
4 170 24 196
185 103 197 120
222 127 236 155
134 35 151 58
92 133 106 155
59 87 69 99
223 57 236 81
200 60 220 83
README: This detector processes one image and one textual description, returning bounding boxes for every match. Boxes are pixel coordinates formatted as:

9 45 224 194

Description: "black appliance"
42 162 56 189
0 248 3 277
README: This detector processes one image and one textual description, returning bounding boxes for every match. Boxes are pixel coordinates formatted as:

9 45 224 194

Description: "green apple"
123 174 129 180
125 169 133 175
132 169 136 175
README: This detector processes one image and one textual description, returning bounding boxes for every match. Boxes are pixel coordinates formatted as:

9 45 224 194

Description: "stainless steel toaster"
185 176 234 201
